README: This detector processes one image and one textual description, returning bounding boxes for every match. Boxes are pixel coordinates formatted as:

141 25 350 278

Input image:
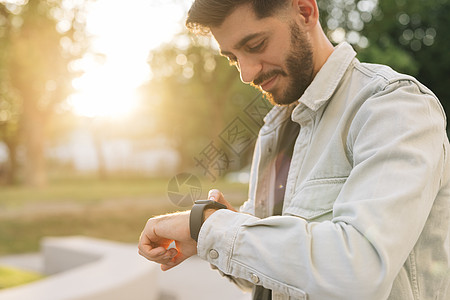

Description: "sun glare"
68 0 185 118
68 73 140 118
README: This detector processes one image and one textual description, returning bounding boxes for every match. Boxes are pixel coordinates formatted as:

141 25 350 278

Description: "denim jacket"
197 43 450 300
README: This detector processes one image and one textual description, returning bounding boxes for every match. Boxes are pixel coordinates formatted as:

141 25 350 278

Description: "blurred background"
0 0 449 297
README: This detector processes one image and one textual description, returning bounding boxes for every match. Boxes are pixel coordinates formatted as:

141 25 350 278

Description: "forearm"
197 210 393 299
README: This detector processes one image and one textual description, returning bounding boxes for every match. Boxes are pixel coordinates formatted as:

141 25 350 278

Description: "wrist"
153 211 190 239
203 208 218 222
189 200 227 242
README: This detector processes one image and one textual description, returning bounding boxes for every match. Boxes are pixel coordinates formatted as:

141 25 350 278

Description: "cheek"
266 28 292 63
263 41 291 69
262 49 288 70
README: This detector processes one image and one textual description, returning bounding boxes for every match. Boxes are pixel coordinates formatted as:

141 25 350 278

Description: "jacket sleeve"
209 263 254 292
206 201 257 293
196 80 448 299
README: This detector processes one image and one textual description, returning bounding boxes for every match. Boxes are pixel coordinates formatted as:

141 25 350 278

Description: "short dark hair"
186 0 289 34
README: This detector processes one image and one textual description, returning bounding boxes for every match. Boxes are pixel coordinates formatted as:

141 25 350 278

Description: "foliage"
363 0 450 116
318 0 450 116
0 0 89 186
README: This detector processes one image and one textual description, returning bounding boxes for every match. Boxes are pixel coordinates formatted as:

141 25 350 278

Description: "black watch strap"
190 200 227 242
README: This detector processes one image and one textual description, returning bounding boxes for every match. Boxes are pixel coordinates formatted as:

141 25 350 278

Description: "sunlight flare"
68 0 185 118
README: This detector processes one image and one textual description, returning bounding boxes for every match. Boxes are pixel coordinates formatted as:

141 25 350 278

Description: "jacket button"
209 249 219 259
250 273 260 284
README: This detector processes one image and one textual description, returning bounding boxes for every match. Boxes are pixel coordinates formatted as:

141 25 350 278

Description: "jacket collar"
296 42 356 112
292 42 356 120
262 42 356 129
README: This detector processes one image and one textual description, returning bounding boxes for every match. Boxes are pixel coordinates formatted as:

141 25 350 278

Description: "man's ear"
291 0 319 28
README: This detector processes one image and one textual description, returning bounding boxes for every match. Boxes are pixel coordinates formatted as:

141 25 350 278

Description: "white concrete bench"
0 236 159 300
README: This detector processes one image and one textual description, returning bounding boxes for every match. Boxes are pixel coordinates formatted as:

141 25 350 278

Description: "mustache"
253 69 287 86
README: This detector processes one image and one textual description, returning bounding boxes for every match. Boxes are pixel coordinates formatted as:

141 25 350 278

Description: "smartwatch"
190 200 227 242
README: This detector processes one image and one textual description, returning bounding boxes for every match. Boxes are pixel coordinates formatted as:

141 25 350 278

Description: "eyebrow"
219 32 266 57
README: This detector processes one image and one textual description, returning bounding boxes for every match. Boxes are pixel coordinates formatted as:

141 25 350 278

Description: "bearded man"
139 1 450 299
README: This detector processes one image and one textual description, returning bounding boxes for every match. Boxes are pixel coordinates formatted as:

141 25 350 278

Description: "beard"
253 22 314 106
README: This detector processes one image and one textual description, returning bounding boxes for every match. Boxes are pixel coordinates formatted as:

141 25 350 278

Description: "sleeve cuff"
197 209 258 273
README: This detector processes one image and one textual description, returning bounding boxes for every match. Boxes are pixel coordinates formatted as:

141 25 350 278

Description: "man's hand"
139 189 233 271
138 211 197 271
208 189 237 212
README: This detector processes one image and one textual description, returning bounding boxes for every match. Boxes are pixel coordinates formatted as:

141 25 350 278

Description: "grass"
0 203 166 255
0 176 170 205
0 266 44 290
0 175 248 255
0 175 248 205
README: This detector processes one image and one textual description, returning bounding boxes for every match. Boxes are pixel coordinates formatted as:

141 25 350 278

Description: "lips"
260 75 278 92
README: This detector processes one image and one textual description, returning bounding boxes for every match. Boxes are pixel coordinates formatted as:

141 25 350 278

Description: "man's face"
211 4 314 105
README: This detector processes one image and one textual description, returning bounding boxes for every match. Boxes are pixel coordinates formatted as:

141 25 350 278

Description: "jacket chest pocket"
283 177 347 221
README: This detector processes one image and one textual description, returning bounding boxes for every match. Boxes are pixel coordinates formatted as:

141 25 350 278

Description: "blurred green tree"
318 0 450 117
0 0 89 186
0 82 20 184
0 4 20 184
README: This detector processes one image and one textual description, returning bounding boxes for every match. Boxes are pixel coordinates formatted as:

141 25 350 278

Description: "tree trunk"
93 131 107 180
22 99 47 187
4 139 18 185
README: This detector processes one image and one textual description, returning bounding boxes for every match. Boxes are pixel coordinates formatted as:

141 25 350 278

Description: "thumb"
208 188 224 202
208 189 236 212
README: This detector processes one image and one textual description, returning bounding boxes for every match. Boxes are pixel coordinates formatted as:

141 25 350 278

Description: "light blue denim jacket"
197 42 450 300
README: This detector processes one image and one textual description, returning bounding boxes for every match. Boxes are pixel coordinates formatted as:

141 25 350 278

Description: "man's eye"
248 40 265 52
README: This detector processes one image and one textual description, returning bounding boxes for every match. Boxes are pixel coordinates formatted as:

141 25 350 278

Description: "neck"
310 24 335 77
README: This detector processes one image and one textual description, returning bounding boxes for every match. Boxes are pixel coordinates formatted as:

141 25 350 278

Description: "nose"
238 56 262 84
